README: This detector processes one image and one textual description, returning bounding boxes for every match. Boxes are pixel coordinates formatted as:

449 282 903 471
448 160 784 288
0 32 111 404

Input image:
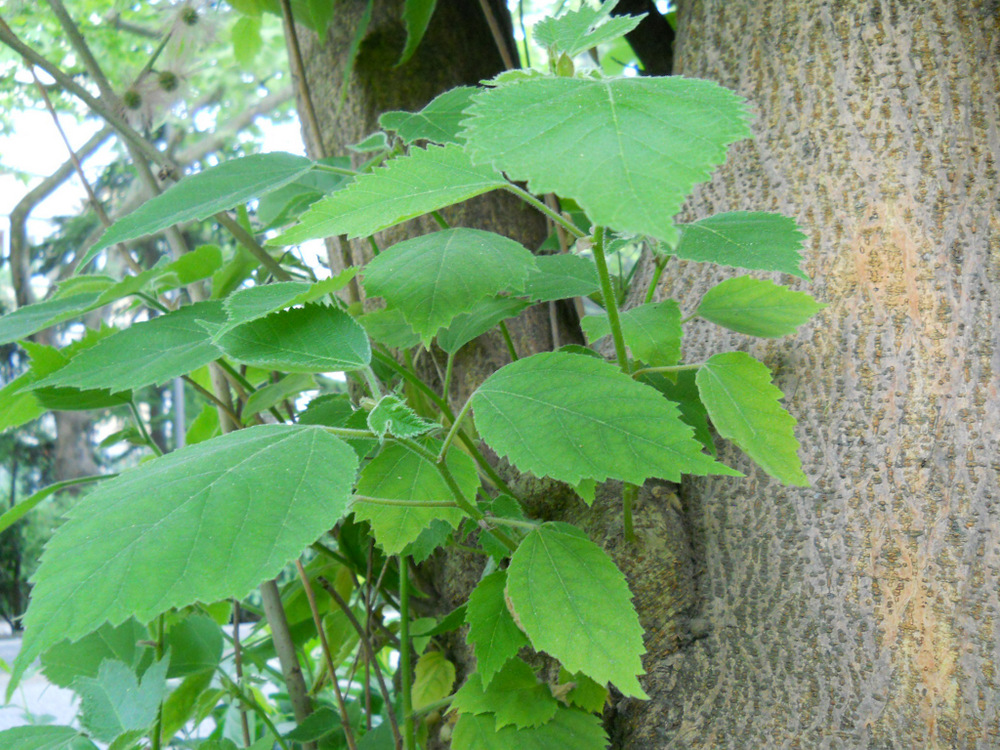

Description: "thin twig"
232 601 252 748
279 0 326 159
295 560 358 750
317 577 403 747
476 0 516 70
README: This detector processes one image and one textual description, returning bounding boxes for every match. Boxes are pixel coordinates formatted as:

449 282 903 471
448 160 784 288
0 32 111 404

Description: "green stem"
150 614 165 750
437 397 473 463
217 671 291 750
644 257 667 305
353 495 460 509
399 556 416 750
622 483 638 544
485 516 540 531
632 363 703 379
360 365 384 398
215 212 291 282
504 184 585 238
430 210 450 229
442 351 455 400
499 320 518 361
371 351 516 496
591 226 630 374
322 426 378 439
312 162 358 177
129 401 162 457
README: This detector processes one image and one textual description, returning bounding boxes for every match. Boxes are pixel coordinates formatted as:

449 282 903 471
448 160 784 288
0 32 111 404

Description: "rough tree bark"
613 1 1000 746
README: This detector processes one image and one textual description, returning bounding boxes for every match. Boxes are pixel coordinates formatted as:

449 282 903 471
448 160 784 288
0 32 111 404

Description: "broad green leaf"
463 76 750 245
452 708 608 750
695 276 825 338
359 307 422 349
19 334 133 411
151 245 225 291
398 0 437 66
349 131 390 153
506 523 646 698
284 707 341 742
0 726 98 750
363 228 537 344
673 212 808 279
412 651 456 711
639 369 715 455
159 670 214 743
14 425 358 689
85 153 314 266
403 519 453 564
216 304 371 373
53 275 116 298
164 614 223 677
556 668 608 714
366 394 438 439
41 619 149 689
521 254 599 302
533 0 643 58
298 393 355 427
451 659 557 730
0 476 108 537
472 352 739 485
243 373 315 422
220 272 356 333
465 570 528 685
274 145 508 244
380 87 477 145
352 442 474 555
0 371 47 433
184 403 220 446
34 301 227 392
0 293 99 346
437 297 530 355
257 161 352 229
232 15 263 67
581 300 682 366
478 493 530 562
75 658 168 742
696 352 809 486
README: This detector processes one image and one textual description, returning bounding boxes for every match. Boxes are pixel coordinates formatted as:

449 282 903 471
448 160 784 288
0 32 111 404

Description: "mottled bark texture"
614 1 1000 746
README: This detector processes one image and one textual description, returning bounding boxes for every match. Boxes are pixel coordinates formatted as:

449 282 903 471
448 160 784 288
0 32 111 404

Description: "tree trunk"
614 2 1000 746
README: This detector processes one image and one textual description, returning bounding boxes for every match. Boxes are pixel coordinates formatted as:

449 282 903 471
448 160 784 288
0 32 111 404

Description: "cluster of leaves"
0 3 823 749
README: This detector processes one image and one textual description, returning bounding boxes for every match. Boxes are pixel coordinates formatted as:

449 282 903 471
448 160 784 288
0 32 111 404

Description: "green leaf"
160 670 214 743
437 297 530 355
472 351 739 485
451 708 608 750
380 87 477 145
75 658 168 742
398 0 437 65
232 15 263 66
463 76 750 245
695 352 809 486
533 0 643 58
0 293 99 347
412 651 456 711
581 300 682 366
243 373 315 422
216 304 371 373
349 131 390 153
151 245 225 291
521 254 599 303
274 145 508 244
0 726 98 750
366 394 438 440
34 301 227 392
220 272 356 333
14 425 358 689
19 334 133 411
640 369 715 455
0 476 107 537
352 442 474 555
84 153 314 267
557 668 608 714
359 308 422 349
506 523 646 698
695 276 825 338
673 212 808 279
164 614 223 677
41 619 149 690
363 228 537 344
451 659 558 730
0 371 46 433
465 570 528 685
284 707 342 742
